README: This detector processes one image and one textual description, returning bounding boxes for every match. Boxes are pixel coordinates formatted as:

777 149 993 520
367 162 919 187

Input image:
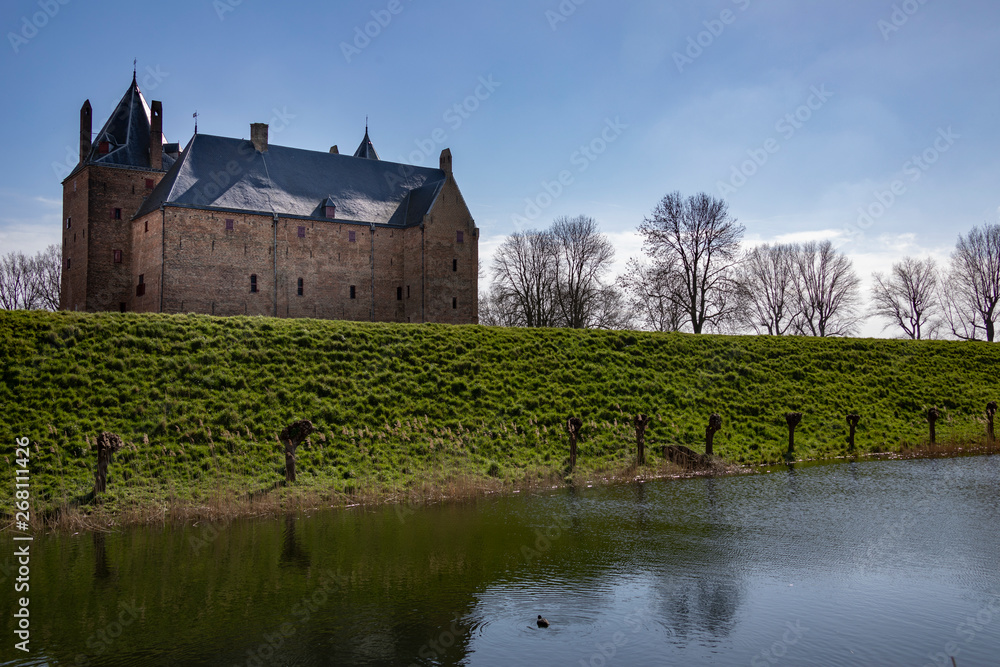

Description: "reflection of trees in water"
93 530 114 582
651 477 747 642
280 514 311 569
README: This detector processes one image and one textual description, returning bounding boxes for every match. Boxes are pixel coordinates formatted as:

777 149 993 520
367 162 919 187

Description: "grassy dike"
2 309 998 528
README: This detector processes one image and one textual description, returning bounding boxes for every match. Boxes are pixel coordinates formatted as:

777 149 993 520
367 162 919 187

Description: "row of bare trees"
0 245 60 311
483 191 1000 341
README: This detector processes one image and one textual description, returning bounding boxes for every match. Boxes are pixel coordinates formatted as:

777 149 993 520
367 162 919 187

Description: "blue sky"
2 0 998 333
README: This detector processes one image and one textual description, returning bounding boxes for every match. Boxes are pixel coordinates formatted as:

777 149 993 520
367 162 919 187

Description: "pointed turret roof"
87 73 174 171
353 124 380 160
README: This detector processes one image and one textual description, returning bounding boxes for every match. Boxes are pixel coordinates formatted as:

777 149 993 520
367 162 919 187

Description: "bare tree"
489 229 559 327
793 240 862 337
478 285 522 327
945 222 1000 342
0 245 62 311
35 245 61 311
738 243 800 335
588 284 633 330
0 251 39 310
636 192 745 334
551 215 616 329
870 256 940 339
617 258 688 332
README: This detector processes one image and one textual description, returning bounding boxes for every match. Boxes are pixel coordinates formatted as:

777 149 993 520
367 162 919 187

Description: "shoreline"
8 438 997 535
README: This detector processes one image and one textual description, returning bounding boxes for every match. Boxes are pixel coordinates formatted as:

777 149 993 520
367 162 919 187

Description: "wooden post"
634 414 650 466
567 417 583 470
927 408 939 445
987 402 997 444
785 413 802 455
705 413 722 457
846 414 860 451
280 420 315 484
94 432 123 495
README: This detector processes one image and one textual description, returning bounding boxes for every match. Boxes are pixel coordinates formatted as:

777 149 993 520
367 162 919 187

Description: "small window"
136 274 145 297
145 178 154 190
119 303 126 313
66 258 71 270
112 208 122 220
98 141 110 155
452 259 458 272
66 217 71 229
348 230 356 243
397 287 403 301
113 249 122 264
407 285 410 299
324 204 336 219
226 219 235 231
145 220 149 233
297 278 304 296
298 226 306 238
350 285 356 299
457 231 464 244
250 274 258 293
452 297 458 309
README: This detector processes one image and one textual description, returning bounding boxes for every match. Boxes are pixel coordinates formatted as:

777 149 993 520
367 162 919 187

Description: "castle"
61 74 479 324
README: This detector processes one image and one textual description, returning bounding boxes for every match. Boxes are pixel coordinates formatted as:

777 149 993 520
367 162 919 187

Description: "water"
3 456 999 666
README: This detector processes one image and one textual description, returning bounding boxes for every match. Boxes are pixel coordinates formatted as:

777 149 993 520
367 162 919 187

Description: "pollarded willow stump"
987 402 997 444
95 432 124 495
567 417 583 470
785 413 803 455
846 414 861 451
927 408 940 445
705 413 723 457
281 420 315 483
634 414 651 466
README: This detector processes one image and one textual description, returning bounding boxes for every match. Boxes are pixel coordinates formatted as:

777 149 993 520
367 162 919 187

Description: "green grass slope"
1 310 997 517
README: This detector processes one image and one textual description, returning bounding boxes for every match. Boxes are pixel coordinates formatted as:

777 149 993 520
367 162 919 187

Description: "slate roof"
86 74 175 171
353 128 380 160
135 132 446 227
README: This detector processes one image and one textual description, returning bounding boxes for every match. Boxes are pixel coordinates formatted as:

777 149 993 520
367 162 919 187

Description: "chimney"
329 145 339 154
150 101 163 170
440 148 452 175
251 123 269 152
80 100 92 163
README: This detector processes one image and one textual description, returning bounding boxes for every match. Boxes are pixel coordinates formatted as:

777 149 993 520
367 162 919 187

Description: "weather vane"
193 111 198 134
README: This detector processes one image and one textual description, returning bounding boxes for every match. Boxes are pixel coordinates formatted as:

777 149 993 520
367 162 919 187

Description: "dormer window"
323 197 337 219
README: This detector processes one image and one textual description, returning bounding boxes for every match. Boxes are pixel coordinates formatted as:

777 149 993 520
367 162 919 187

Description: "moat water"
2 456 1000 666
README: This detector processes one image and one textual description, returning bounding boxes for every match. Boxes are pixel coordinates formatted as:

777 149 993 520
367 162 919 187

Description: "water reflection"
4 457 1000 666
279 513 310 569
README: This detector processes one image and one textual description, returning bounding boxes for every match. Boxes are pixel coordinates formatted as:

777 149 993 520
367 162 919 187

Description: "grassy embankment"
1 310 998 528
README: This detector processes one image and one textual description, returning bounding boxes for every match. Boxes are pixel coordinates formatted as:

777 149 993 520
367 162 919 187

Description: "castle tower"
60 73 175 312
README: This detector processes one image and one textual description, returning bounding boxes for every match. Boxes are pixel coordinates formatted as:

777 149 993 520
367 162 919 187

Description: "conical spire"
353 120 380 160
